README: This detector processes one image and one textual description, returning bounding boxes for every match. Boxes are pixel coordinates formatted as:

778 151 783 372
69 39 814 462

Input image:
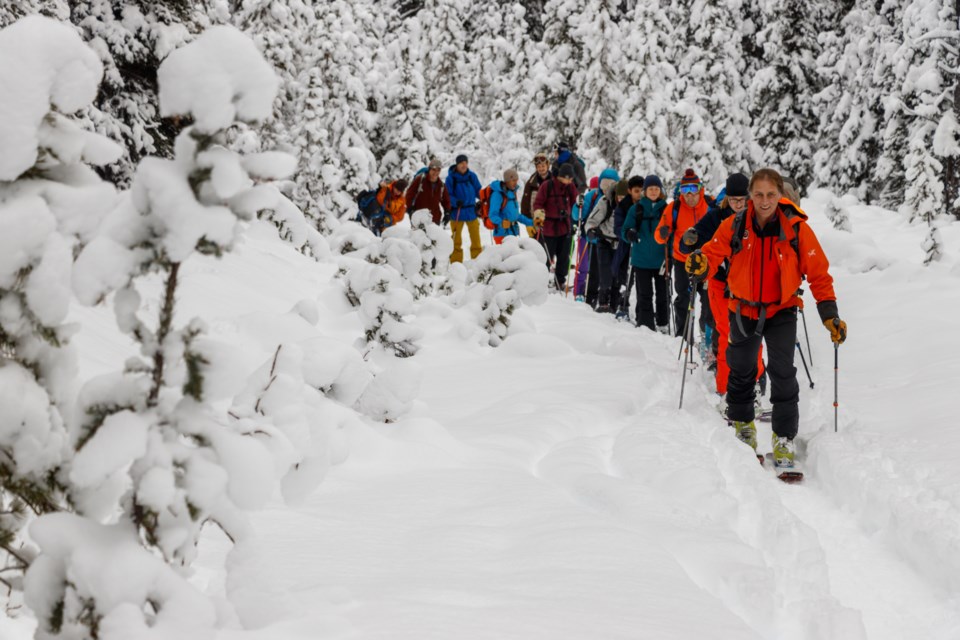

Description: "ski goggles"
678 184 700 195
533 155 549 165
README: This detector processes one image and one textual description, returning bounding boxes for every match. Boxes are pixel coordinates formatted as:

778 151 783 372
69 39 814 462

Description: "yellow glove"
501 219 512 229
533 209 546 225
824 318 847 344
684 250 708 280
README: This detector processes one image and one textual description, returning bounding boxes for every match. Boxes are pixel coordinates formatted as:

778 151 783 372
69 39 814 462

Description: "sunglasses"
679 184 700 195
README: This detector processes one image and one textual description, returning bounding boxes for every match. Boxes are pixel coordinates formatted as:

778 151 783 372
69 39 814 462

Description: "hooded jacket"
488 180 533 238
622 196 667 270
701 200 838 323
655 190 710 262
533 177 578 237
405 171 450 224
377 181 407 225
445 165 483 222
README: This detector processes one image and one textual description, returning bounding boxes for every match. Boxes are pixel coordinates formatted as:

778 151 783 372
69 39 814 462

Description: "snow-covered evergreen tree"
748 0 823 192
0 14 120 592
617 0 677 178
568 0 624 164
29 27 295 637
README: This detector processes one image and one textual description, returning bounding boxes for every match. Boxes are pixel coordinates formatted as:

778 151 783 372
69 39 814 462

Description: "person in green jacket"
622 175 670 332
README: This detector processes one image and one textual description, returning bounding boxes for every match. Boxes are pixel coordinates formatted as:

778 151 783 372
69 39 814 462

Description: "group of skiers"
357 143 848 479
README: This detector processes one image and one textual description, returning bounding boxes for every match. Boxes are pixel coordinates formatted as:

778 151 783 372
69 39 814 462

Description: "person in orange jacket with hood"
377 178 409 226
655 168 710 337
684 168 847 474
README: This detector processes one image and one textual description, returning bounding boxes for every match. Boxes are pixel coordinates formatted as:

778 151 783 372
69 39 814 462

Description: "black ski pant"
633 268 668 330
726 307 800 439
543 234 572 290
596 239 616 306
672 261 707 338
611 253 629 312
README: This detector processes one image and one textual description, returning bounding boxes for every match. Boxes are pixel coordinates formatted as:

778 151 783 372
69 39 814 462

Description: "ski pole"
833 341 839 432
796 341 814 389
800 306 813 366
679 281 698 409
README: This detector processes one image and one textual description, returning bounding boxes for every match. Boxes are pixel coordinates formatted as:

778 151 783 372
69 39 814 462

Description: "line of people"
358 147 849 473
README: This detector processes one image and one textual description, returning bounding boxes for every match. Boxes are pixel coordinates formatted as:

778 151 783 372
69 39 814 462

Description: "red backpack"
476 184 507 230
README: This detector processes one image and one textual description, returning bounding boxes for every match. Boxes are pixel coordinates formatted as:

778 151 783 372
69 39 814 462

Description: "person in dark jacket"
680 172 766 399
405 158 450 225
445 154 483 263
622 175 669 331
533 163 579 290
550 141 587 194
522 152 552 237
609 176 644 313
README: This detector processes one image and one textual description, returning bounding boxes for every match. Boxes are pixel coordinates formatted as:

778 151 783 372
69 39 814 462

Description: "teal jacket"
622 196 667 270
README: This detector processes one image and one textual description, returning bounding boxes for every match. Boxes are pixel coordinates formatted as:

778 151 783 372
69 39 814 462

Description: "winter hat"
643 174 664 190
455 154 468 164
725 172 749 197
393 178 409 192
680 168 700 187
615 180 630 198
598 167 620 183
428 158 442 170
503 168 519 182
556 140 571 151
589 176 599 190
627 175 645 190
558 163 576 179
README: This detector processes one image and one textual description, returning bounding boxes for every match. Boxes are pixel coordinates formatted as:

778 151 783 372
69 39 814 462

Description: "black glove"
658 225 670 239
625 228 638 243
587 228 598 240
685 250 708 281
442 210 451 225
681 228 699 247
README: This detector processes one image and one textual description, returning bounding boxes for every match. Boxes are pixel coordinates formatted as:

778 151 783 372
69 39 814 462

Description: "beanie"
556 140 570 151
627 175 645 190
589 176 599 189
503 168 519 182
725 172 749 197
643 174 664 190
680 168 700 187
455 154 468 164
615 180 630 198
393 178 409 192
558 163 575 179
428 158 442 170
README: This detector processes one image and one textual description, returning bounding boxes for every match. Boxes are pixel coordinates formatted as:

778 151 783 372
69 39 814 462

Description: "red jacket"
405 173 450 225
702 200 836 321
655 192 710 262
533 178 578 237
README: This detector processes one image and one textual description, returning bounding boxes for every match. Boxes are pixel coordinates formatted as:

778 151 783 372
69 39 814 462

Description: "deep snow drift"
3 191 960 640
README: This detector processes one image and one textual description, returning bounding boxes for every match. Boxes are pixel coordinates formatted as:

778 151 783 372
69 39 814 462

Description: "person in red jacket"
684 168 847 472
405 158 450 225
655 168 710 337
533 164 579 290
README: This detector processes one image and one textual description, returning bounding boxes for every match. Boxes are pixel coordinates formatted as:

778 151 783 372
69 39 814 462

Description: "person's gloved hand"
682 228 699 247
442 209 451 225
501 219 512 229
625 228 638 243
824 317 847 344
587 228 598 240
684 250 708 281
533 209 546 226
658 225 670 239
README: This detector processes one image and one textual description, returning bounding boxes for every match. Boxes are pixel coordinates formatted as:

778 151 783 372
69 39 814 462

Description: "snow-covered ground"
5 193 960 639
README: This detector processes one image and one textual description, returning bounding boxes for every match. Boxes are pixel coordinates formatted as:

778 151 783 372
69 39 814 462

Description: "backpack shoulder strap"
729 208 747 255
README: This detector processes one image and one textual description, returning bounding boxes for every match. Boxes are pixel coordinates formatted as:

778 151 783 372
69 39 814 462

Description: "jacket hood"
599 167 620 182
491 179 518 193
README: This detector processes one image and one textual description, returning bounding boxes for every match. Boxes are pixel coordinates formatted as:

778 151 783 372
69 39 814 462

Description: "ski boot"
657 325 670 335
716 394 732 426
772 433 803 483
733 420 762 464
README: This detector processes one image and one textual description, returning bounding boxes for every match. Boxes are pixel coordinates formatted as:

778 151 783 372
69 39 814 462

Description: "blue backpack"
356 189 393 234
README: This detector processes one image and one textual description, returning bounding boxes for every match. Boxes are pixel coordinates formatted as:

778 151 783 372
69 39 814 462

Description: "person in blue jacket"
445 154 483 262
488 168 532 243
622 175 669 332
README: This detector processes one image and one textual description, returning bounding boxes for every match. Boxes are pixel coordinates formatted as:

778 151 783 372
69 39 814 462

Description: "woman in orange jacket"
684 168 847 473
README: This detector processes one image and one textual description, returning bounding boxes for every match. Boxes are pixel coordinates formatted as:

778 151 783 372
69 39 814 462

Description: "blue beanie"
643 174 664 189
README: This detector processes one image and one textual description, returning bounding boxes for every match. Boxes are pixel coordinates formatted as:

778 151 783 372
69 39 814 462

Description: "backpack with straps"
476 184 507 230
355 189 393 234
